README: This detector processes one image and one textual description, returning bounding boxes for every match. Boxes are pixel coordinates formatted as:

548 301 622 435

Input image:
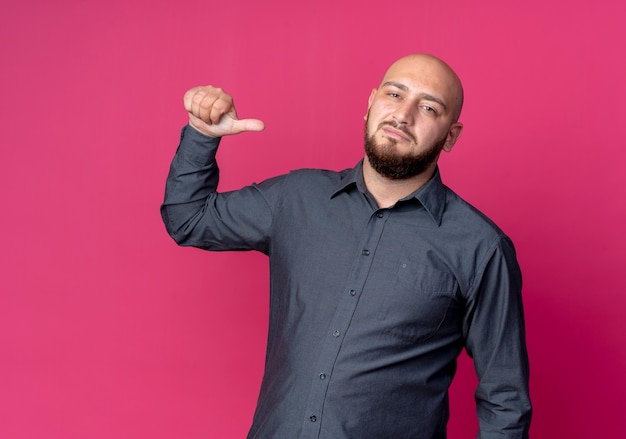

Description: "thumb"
232 118 265 133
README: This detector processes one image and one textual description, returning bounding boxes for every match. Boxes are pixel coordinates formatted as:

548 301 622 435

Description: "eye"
388 92 402 99
421 105 437 115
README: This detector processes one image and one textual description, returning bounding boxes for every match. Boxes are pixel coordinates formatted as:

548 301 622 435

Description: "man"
161 54 531 438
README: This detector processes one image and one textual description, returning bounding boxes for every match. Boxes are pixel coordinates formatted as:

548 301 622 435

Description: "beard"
364 119 446 180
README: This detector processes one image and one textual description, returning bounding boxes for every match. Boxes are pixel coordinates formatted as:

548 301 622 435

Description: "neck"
362 158 436 208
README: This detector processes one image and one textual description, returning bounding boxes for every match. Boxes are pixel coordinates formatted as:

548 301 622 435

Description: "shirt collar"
331 161 447 227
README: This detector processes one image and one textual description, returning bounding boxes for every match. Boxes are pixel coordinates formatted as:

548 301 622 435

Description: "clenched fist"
184 86 265 138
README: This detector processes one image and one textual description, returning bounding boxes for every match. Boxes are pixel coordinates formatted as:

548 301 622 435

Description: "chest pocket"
378 259 458 343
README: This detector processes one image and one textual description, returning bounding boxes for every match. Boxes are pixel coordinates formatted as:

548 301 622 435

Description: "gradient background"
2 0 625 437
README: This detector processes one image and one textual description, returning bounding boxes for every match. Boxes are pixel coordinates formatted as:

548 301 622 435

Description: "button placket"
300 207 389 438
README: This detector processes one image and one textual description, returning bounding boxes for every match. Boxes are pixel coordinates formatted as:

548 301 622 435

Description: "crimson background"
2 0 625 437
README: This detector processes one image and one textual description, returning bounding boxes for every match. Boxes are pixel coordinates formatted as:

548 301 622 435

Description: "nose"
392 101 414 125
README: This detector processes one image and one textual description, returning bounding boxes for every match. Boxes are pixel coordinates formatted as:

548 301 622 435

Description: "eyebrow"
382 81 448 111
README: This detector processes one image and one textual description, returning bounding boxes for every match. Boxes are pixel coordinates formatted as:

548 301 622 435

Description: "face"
364 55 463 180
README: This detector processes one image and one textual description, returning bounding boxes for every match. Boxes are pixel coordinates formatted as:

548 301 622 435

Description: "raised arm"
161 86 277 253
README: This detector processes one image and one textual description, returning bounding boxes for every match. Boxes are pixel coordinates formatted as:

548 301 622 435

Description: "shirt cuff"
177 124 221 163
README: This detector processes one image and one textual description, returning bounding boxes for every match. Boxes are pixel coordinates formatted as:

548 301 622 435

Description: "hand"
183 86 265 137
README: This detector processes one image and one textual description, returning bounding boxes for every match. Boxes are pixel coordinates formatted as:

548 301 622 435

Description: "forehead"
380 56 461 106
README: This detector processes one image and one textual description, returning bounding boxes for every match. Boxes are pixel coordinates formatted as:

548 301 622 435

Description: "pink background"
2 0 625 437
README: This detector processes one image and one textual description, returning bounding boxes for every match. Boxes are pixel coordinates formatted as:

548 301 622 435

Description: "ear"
365 88 377 120
442 123 463 152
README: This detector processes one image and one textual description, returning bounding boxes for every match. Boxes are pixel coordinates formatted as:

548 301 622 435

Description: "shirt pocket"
378 259 458 343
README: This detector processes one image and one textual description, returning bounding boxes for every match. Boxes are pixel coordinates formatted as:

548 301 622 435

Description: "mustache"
377 120 416 144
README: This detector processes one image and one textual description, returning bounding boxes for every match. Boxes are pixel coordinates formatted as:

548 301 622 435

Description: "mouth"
379 123 415 144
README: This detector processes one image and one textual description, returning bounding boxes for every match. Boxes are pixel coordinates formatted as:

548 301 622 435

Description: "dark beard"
364 121 446 180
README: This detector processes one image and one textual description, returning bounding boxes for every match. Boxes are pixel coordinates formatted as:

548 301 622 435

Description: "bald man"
161 54 531 438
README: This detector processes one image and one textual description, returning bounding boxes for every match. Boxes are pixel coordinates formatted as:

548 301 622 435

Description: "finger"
197 89 223 124
184 86 211 115
232 118 265 133
184 86 230 124
183 87 199 113
208 94 234 125
184 87 212 122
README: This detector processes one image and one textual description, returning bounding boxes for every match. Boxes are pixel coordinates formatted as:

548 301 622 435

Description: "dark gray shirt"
161 126 531 439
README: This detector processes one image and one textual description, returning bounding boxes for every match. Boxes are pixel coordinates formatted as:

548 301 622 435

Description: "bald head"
380 54 464 122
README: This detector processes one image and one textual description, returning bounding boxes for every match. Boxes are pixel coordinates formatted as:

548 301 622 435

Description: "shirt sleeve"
160 125 282 254
463 235 532 438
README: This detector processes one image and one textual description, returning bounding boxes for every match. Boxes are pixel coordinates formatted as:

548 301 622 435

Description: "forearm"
475 362 531 439
465 237 532 438
161 125 222 245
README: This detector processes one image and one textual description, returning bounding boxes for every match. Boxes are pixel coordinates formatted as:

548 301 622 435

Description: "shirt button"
319 373 327 380
310 415 317 422
362 249 370 256
377 212 384 218
333 330 341 337
349 289 356 296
